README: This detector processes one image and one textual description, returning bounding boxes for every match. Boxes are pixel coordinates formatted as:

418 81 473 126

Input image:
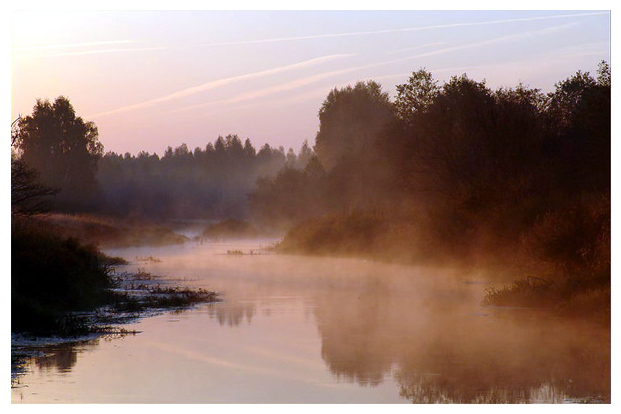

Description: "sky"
11 10 610 155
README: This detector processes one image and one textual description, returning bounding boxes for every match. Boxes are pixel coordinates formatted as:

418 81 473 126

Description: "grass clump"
138 287 217 309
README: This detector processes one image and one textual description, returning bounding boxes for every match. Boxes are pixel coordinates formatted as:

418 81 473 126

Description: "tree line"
253 62 609 313
11 62 611 275
11 98 314 220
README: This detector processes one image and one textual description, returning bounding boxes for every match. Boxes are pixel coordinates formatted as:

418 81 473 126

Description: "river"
11 238 610 403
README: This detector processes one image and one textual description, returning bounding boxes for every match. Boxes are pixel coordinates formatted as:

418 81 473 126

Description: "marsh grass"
483 278 610 323
111 284 218 313
482 277 561 309
135 255 162 263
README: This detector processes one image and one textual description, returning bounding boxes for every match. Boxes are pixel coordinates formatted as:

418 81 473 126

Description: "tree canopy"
314 81 395 170
12 96 103 210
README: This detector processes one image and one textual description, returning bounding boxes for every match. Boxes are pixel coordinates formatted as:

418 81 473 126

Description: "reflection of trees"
312 278 610 403
34 344 81 373
317 292 392 386
394 326 611 404
206 302 256 327
13 331 136 381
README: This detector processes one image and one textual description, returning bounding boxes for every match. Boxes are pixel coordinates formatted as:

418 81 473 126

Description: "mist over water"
12 237 610 403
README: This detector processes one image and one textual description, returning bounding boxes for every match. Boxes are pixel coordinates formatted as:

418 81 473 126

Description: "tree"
11 157 58 216
395 68 439 124
546 63 611 193
12 96 103 210
297 140 314 169
597 60 611 87
314 81 395 170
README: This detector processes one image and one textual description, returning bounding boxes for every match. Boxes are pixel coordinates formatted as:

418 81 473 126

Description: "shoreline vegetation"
274 199 609 322
11 217 218 338
263 64 610 323
42 213 189 247
11 260 218 386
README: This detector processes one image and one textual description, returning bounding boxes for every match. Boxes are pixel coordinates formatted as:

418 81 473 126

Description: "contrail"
175 66 365 113
178 22 576 113
16 40 135 51
198 11 607 47
386 42 447 55
390 22 579 62
87 54 353 118
20 46 167 59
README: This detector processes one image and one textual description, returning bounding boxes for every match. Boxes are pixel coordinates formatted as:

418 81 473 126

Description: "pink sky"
12 10 610 155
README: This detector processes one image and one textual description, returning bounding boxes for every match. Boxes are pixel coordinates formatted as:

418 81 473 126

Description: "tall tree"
395 68 439 124
12 96 103 210
314 81 395 170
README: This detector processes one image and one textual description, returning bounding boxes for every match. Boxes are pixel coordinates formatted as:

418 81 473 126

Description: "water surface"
12 239 610 403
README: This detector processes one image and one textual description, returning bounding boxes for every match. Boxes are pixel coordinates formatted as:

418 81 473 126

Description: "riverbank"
40 213 189 247
12 216 218 336
277 208 610 323
12 264 219 386
12 237 610 403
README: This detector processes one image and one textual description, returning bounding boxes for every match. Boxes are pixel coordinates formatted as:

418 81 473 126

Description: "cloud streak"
386 42 447 55
87 54 353 118
390 22 579 62
178 22 577 113
199 11 607 47
16 40 135 51
175 65 367 113
20 46 168 59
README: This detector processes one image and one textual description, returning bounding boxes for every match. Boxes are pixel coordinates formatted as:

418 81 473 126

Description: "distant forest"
95 137 313 219
12 100 314 220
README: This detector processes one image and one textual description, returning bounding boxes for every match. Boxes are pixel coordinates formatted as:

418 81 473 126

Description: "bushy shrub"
12 218 114 333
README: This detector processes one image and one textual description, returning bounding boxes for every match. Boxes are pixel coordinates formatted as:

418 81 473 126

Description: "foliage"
265 61 610 314
314 81 395 170
12 97 103 211
11 218 114 333
249 156 328 228
395 68 439 123
11 157 58 216
40 213 188 247
94 135 312 219
202 218 258 239
279 211 388 256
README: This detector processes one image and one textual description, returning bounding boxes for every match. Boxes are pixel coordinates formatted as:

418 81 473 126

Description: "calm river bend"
12 238 610 403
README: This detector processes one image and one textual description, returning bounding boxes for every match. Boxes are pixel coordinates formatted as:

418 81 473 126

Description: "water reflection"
312 286 610 403
12 332 137 386
206 302 257 327
33 344 81 373
12 240 611 403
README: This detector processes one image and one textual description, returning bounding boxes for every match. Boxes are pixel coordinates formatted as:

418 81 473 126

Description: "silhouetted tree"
395 68 439 124
12 96 103 211
314 81 395 170
11 157 58 216
259 61 610 279
93 137 311 220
